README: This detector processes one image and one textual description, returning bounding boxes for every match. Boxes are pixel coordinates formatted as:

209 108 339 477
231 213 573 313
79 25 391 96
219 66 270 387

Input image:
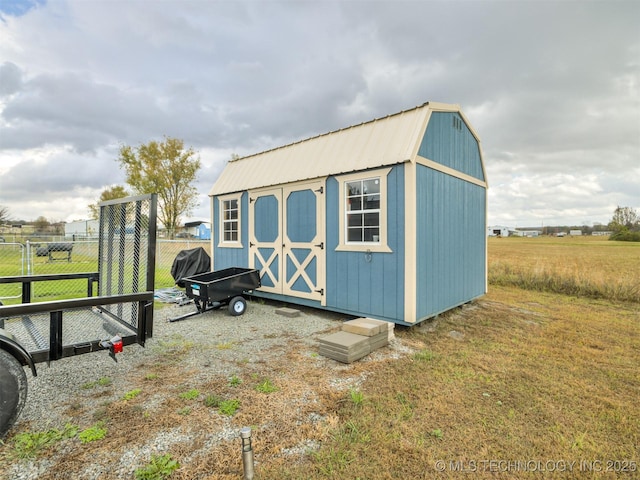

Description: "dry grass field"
1 236 638 479
276 287 638 479
271 236 640 479
488 235 640 303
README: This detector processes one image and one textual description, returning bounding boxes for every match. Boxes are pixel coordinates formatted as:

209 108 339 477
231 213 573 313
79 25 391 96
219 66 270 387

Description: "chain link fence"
0 242 28 303
0 239 211 306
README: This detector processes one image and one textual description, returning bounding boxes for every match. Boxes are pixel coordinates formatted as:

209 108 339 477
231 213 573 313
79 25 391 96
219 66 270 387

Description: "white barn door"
282 180 325 304
249 180 325 304
249 188 283 294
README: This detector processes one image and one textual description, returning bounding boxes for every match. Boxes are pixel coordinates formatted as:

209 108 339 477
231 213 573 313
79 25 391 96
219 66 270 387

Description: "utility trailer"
0 194 157 437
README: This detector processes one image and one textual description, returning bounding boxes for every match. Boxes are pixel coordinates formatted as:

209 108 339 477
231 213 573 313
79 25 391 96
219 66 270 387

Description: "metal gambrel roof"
210 102 462 196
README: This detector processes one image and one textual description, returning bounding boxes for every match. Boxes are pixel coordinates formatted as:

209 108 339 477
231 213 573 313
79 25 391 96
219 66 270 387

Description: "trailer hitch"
100 335 123 362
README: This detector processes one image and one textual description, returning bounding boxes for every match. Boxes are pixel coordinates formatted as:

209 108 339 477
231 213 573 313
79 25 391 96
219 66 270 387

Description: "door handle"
314 242 324 250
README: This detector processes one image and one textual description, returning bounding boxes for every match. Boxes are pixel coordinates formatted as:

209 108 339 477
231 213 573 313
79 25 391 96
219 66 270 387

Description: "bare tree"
33 216 50 233
0 205 10 224
608 206 639 232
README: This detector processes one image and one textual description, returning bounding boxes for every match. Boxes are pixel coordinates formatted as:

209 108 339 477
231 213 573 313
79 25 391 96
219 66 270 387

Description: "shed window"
223 199 239 242
346 178 380 243
218 194 242 248
336 167 392 253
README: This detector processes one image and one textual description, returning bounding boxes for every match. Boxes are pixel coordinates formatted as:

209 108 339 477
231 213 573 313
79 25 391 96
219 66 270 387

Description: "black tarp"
171 247 211 287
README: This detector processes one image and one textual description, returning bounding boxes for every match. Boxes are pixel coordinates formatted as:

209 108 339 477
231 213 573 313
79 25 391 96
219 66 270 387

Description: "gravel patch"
2 298 414 479
14 298 343 429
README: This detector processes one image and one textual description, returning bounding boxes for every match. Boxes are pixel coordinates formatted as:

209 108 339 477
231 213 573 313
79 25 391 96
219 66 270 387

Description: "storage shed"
209 102 487 325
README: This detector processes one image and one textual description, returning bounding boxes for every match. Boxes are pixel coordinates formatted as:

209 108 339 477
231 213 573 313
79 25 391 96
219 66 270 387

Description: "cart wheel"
0 349 28 438
228 296 247 316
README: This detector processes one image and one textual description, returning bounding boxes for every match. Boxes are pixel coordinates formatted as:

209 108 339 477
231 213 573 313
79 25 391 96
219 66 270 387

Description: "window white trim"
217 193 243 248
336 168 392 253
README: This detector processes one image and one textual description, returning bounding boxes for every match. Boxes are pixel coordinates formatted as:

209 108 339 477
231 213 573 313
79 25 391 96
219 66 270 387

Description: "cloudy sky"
0 0 638 228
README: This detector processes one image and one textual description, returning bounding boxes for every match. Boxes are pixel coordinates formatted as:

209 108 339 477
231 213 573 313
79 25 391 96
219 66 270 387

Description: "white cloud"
0 0 638 227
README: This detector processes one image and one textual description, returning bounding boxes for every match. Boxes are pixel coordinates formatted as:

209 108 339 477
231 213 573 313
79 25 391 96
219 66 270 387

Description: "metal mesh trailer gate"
0 194 157 436
97 194 157 339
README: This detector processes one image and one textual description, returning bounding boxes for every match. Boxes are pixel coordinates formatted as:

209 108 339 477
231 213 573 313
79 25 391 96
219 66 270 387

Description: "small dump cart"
169 267 261 322
0 194 157 437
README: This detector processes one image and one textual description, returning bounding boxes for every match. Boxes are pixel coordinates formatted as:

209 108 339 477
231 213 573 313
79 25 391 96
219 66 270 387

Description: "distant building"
569 230 582 236
183 221 211 240
515 230 541 238
0 224 35 236
488 226 510 237
64 220 99 239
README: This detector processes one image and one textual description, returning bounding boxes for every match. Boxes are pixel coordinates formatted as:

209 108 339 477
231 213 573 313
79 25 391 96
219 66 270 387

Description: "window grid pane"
345 177 381 244
222 198 239 243
347 227 363 242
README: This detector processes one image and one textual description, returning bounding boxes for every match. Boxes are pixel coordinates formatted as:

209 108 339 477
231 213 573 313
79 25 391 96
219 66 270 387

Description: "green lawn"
0 241 211 305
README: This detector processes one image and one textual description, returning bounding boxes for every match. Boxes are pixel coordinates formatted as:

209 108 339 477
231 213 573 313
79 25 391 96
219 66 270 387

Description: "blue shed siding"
419 112 484 181
212 193 250 270
325 165 405 322
415 165 486 320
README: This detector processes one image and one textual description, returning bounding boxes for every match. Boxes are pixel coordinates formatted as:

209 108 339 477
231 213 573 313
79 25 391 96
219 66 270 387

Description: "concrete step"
318 320 391 363
319 331 370 351
342 318 383 336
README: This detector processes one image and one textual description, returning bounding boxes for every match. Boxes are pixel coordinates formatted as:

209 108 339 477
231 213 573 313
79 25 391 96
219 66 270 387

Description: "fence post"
156 241 161 275
26 240 32 275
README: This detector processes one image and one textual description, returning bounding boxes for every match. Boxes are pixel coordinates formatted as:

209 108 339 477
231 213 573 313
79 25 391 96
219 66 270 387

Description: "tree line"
608 206 640 241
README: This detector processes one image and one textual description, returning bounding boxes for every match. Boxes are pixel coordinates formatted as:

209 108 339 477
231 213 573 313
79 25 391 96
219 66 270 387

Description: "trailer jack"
100 335 123 362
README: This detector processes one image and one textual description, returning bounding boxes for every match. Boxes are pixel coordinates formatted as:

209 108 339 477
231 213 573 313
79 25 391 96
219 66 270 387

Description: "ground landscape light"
241 427 255 480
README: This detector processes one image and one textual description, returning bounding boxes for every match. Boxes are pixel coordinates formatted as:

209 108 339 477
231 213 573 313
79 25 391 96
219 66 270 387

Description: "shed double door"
249 180 325 304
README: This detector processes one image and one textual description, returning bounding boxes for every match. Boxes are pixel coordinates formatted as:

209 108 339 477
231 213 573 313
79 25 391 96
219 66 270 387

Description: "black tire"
0 349 28 438
228 296 247 316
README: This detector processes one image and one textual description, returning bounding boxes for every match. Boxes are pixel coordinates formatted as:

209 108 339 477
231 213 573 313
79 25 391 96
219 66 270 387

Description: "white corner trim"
416 156 487 188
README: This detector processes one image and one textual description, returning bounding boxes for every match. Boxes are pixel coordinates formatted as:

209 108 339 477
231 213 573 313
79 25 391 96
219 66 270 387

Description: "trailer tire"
228 296 247 316
0 349 28 438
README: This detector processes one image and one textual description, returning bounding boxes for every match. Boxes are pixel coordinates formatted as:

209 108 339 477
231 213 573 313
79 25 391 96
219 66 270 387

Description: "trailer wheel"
0 349 28 438
228 296 247 316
